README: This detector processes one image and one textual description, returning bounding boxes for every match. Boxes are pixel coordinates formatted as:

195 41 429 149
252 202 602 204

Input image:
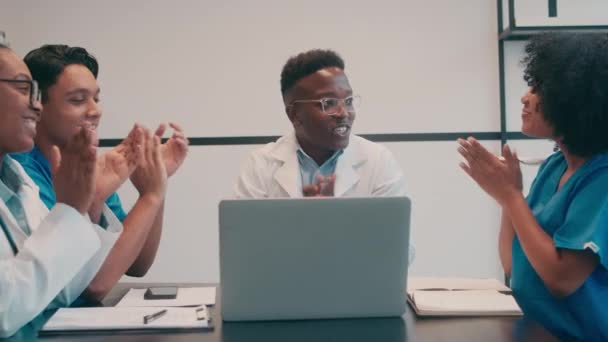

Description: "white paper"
115 287 216 307
42 307 210 331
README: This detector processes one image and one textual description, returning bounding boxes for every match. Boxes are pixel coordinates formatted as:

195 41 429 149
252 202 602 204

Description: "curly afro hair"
522 33 608 157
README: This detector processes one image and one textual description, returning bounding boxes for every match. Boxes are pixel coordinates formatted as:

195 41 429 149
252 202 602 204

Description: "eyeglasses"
288 95 361 116
0 78 41 107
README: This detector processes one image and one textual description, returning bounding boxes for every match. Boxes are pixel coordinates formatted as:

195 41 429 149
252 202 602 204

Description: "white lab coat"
234 132 406 198
0 156 122 338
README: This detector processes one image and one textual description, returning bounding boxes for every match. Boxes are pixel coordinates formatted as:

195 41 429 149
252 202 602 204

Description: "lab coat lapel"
333 142 364 197
0 158 41 250
271 134 302 198
0 200 26 254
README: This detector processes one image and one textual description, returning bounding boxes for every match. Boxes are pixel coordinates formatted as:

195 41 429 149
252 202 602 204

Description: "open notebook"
41 306 211 333
407 276 522 316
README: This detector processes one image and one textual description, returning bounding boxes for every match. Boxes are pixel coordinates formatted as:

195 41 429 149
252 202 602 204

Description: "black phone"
144 286 178 300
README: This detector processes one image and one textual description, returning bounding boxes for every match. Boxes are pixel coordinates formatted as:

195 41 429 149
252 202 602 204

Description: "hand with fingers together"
457 137 523 205
302 174 336 197
155 122 189 177
95 124 143 204
51 127 98 215
130 127 168 202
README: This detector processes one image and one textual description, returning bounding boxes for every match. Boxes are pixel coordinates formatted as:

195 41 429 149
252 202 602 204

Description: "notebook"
40 306 211 333
406 276 522 316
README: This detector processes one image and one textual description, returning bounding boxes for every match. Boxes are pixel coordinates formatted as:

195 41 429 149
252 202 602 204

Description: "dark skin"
283 67 355 196
302 174 336 197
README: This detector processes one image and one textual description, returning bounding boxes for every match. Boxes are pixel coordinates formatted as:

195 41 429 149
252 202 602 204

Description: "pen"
143 309 167 324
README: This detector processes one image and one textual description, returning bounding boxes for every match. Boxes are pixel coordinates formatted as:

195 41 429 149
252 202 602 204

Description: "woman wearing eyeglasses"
458 33 608 340
0 43 123 338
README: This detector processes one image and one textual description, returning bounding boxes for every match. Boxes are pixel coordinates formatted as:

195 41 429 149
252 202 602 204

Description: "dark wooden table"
6 283 558 341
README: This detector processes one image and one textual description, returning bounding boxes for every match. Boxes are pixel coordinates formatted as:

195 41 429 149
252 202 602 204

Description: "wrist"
139 192 165 207
94 182 113 203
88 204 103 224
500 190 525 213
92 189 108 209
58 201 88 215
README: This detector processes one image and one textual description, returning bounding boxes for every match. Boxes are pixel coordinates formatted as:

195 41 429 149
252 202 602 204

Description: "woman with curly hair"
458 33 608 340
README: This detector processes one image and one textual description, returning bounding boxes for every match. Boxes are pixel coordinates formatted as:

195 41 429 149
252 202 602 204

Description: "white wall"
102 140 507 283
1 0 500 136
0 0 537 283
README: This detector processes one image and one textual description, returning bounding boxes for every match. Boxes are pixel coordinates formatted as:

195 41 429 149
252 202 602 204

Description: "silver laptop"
219 196 411 321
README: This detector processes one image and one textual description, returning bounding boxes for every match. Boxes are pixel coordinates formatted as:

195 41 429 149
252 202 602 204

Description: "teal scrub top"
511 151 608 341
11 146 127 221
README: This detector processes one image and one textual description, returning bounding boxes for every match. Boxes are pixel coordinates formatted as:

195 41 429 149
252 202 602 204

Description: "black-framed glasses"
288 95 361 116
0 78 41 107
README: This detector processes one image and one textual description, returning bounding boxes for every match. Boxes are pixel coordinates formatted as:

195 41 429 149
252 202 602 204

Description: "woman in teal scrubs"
458 33 608 341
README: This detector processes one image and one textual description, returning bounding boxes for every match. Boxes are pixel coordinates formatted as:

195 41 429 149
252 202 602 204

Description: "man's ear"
283 88 302 126
285 105 297 124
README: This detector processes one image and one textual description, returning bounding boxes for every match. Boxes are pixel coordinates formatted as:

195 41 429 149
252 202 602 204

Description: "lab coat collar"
268 132 366 197
0 157 41 242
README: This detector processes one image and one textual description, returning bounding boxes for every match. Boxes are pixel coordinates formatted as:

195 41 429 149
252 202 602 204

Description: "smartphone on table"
144 286 178 300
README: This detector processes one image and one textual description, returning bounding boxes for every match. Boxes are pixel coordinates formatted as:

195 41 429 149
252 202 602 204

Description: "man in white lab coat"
0 44 122 337
235 49 406 198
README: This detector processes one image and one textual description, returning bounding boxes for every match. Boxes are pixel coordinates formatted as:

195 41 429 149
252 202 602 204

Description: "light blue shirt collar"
296 147 343 187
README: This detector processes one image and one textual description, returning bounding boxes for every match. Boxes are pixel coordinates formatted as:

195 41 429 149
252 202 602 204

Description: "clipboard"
39 306 213 335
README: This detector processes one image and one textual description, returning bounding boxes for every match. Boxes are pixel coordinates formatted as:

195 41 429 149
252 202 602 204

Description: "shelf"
500 25 608 41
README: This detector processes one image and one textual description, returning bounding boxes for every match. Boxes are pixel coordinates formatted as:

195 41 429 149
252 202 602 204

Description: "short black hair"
280 49 345 96
522 33 608 157
24 45 99 102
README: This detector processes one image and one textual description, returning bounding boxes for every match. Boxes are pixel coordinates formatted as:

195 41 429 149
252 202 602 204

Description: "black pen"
143 309 167 324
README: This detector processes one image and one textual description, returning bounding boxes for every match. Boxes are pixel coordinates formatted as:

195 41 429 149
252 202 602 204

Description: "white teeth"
23 118 36 129
334 126 348 136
